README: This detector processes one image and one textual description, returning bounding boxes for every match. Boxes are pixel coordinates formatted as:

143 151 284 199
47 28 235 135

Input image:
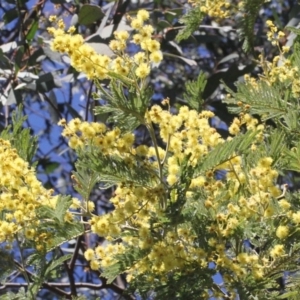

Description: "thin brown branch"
59 248 77 297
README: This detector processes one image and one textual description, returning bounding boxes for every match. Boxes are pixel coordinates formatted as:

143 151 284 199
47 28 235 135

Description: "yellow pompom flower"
276 225 289 239
90 259 100 270
131 18 143 29
137 9 150 21
150 51 163 63
135 63 150 78
292 211 300 224
84 249 95 261
270 244 285 258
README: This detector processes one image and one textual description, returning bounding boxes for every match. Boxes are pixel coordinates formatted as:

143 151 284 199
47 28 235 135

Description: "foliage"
2 1 300 300
0 106 38 165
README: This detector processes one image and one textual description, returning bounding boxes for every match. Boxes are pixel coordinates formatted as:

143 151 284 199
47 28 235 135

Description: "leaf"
101 262 122 284
284 143 300 173
70 14 78 26
17 71 39 79
237 0 265 53
55 195 73 223
36 72 61 92
46 222 84 251
164 8 184 23
77 148 157 190
0 88 17 106
98 23 132 39
78 4 105 26
195 130 258 175
157 20 171 31
0 41 18 53
163 50 197 67
0 288 28 300
183 71 207 112
286 26 300 36
26 20 38 41
204 64 255 99
15 83 27 90
44 161 60 174
176 7 204 42
86 42 114 57
0 105 38 163
43 45 63 62
44 254 72 278
36 205 56 220
95 2 114 36
15 46 25 73
0 248 15 282
0 50 11 69
218 52 239 65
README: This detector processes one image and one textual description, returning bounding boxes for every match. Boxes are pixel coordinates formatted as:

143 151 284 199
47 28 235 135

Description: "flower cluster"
57 101 299 296
241 21 300 97
189 0 232 19
0 139 74 250
48 10 162 81
50 9 300 298
58 118 135 155
266 20 286 47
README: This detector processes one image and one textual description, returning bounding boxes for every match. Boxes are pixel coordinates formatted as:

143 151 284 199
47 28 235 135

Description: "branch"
0 282 135 299
59 248 77 297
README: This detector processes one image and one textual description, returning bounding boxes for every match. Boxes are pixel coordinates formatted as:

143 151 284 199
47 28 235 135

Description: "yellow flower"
131 18 143 29
167 174 177 185
67 26 76 34
49 15 57 22
229 123 240 135
135 63 150 78
292 211 300 224
276 225 289 239
84 249 95 261
270 244 285 258
114 30 129 41
90 259 100 270
150 51 163 63
137 9 150 21
278 199 291 211
146 39 160 52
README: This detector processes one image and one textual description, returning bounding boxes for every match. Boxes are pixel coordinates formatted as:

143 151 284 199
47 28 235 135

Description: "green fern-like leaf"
0 288 28 300
77 147 158 189
195 130 257 175
226 80 290 121
102 247 144 284
0 105 37 164
95 79 151 132
0 248 15 283
283 141 300 173
72 168 99 201
45 222 84 252
176 7 204 42
101 261 122 284
43 254 72 278
54 195 73 224
183 71 206 112
238 0 265 52
265 129 286 164
36 195 72 224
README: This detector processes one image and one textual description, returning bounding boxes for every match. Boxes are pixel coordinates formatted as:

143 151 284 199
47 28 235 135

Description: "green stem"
147 121 166 209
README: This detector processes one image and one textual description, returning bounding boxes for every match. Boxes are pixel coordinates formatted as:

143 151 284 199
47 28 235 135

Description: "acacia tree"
2 0 300 299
